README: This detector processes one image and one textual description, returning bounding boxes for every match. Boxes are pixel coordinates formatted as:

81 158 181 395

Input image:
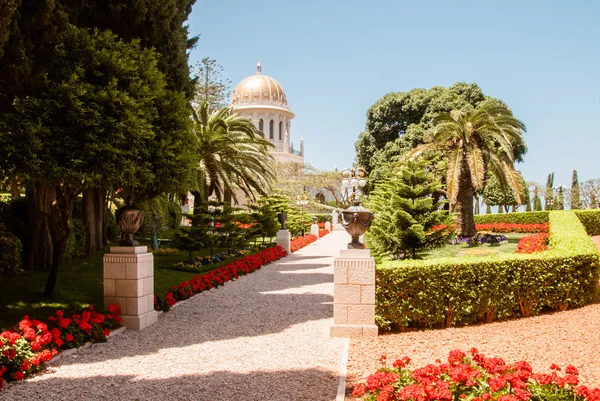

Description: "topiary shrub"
574 209 600 236
0 227 23 276
474 211 549 225
62 219 87 263
375 211 599 331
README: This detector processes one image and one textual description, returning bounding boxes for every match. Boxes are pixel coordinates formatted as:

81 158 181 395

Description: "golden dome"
232 61 290 110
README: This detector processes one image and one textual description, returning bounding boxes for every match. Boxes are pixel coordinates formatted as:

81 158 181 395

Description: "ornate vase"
312 215 318 224
277 211 287 230
341 202 374 249
115 196 145 246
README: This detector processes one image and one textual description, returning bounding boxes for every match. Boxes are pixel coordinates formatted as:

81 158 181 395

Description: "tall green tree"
545 173 554 210
365 160 454 259
355 83 527 180
191 102 275 212
0 26 196 296
192 57 232 109
533 187 543 211
483 172 529 212
571 170 581 209
0 0 19 59
406 101 526 237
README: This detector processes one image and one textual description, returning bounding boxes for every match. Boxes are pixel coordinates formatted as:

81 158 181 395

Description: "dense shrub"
0 228 22 276
475 222 549 234
62 219 87 264
574 210 600 236
375 211 599 331
474 211 549 224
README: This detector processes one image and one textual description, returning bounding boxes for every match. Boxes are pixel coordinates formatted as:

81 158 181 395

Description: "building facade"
231 61 304 164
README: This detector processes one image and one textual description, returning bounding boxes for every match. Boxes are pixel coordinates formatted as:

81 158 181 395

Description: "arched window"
279 121 283 141
269 119 274 140
258 119 264 132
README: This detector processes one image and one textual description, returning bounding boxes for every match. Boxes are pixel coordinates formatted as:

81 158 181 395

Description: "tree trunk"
455 162 476 237
83 188 107 255
26 185 54 271
44 185 73 298
10 178 20 198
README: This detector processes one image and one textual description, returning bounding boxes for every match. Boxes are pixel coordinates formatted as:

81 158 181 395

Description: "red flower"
549 363 561 371
65 333 74 342
352 384 367 397
565 365 579 375
13 371 25 381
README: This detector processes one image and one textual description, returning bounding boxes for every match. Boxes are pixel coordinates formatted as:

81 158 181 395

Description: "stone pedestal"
330 249 378 338
310 223 319 237
103 246 158 330
325 221 331 231
276 229 291 253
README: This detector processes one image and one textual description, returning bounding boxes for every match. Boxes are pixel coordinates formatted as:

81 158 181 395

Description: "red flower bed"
154 246 288 312
317 222 326 229
319 229 330 238
290 234 318 252
476 223 549 234
0 304 122 389
353 349 600 401
516 233 551 254
433 223 549 234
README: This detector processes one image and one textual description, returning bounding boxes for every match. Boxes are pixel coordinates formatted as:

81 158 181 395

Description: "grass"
420 233 527 260
0 238 258 331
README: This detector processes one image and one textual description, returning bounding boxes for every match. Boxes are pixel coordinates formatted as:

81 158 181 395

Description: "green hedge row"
375 211 599 331
474 211 549 224
574 210 600 236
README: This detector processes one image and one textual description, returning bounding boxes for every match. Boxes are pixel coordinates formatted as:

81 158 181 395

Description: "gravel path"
2 231 350 401
345 236 600 397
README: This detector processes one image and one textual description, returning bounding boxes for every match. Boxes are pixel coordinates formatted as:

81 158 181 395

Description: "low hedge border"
375 210 599 331
474 211 549 224
574 209 600 236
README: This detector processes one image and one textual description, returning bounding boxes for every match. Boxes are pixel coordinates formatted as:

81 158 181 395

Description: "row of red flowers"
516 232 551 254
154 246 288 311
319 229 330 238
353 349 600 401
290 234 318 252
432 223 549 234
0 304 122 389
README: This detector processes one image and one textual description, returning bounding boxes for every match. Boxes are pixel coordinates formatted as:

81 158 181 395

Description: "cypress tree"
533 188 543 211
545 173 554 210
571 170 581 209
365 160 454 259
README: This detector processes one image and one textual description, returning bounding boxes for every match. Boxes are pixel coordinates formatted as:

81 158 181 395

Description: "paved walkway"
2 230 350 401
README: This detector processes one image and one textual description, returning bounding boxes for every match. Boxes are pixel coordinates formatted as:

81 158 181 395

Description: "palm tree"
191 102 275 212
406 100 526 237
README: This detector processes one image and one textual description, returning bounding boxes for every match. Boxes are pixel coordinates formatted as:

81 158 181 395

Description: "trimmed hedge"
574 209 600 236
375 211 599 331
474 211 549 224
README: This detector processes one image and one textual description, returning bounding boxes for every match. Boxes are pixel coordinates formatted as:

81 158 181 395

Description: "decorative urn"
341 201 374 249
312 215 318 224
115 196 145 246
277 211 288 230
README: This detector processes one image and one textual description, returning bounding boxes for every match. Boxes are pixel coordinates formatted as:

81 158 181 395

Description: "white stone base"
276 229 291 253
310 223 319 237
325 221 331 231
121 310 159 331
103 247 157 331
330 248 378 338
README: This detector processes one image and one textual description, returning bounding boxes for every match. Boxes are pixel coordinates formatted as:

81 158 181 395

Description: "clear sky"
187 0 599 188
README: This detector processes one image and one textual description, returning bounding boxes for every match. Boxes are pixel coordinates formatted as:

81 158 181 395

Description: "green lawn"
0 240 250 331
420 233 526 260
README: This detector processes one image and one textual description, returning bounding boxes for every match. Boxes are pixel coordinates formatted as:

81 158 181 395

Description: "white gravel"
2 232 349 401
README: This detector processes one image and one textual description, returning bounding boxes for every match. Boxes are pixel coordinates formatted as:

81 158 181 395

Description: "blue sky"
187 0 599 188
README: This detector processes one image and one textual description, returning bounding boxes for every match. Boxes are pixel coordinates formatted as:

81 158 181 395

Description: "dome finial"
257 59 262 75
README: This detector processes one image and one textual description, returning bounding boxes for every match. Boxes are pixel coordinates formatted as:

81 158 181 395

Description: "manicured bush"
574 209 600 236
474 211 549 225
375 211 599 331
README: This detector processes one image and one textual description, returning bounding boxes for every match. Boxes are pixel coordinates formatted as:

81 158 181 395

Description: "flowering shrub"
435 223 549 235
516 233 550 254
149 247 180 256
352 349 600 401
317 222 326 229
0 304 122 389
319 229 330 238
154 246 288 312
290 234 318 252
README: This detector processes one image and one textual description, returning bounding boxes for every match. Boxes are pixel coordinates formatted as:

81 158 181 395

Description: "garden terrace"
375 210 600 331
